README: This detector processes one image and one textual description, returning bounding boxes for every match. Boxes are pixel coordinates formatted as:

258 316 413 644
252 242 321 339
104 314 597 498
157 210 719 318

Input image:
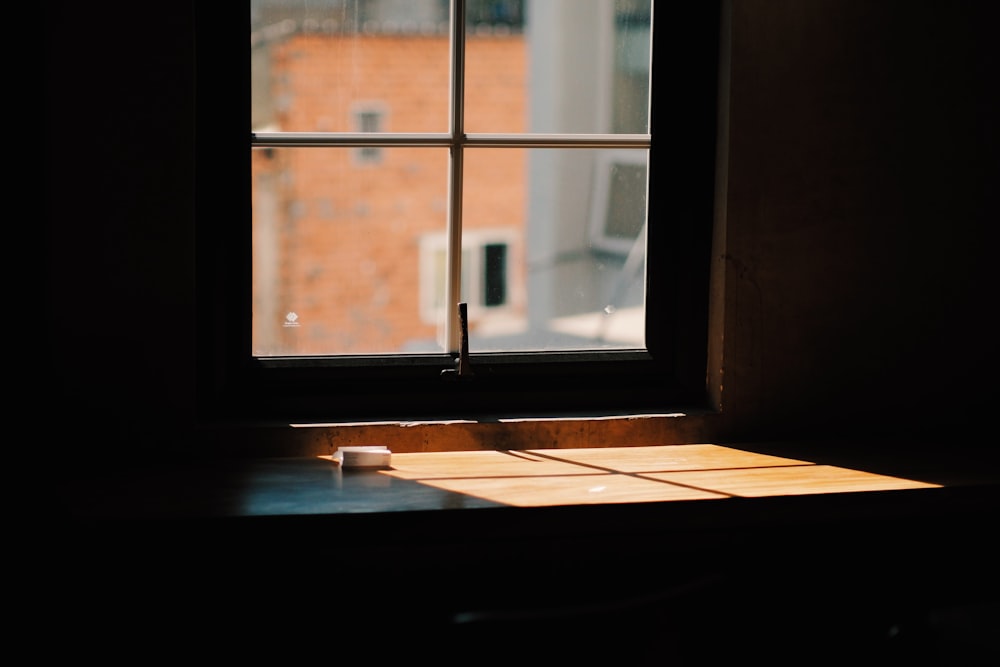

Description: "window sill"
193 408 724 458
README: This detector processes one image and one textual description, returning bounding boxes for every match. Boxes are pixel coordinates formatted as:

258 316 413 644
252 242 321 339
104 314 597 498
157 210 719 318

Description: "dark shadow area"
732 437 1000 488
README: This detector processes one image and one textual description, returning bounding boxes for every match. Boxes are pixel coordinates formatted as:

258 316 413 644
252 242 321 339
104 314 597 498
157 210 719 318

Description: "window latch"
441 302 474 380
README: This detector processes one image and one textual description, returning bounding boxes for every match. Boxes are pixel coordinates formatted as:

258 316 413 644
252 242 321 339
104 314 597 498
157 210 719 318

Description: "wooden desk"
60 441 999 663
378 444 940 507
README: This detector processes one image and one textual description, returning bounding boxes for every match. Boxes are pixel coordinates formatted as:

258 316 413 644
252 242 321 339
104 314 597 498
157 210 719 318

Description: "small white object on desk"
333 446 392 469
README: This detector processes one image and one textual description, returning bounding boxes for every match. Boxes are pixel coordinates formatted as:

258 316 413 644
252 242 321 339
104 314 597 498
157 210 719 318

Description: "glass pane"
464 148 647 352
465 0 651 134
456 148 528 345
251 0 451 133
463 4 527 135
251 147 450 356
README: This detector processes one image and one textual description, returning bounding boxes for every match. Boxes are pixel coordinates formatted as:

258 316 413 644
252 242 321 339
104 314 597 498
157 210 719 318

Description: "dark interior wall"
45 1 996 454
718 0 996 440
46 2 198 455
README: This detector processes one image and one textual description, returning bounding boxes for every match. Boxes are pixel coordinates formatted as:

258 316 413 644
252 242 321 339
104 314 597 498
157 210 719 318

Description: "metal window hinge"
441 302 474 380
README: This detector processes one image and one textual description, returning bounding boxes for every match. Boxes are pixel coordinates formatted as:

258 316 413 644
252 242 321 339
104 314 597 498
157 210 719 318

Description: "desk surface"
66 440 997 521
63 439 1000 604
61 440 1000 660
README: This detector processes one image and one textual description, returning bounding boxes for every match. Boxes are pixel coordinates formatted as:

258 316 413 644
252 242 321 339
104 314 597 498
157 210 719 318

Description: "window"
352 105 385 164
198 1 721 423
419 228 517 337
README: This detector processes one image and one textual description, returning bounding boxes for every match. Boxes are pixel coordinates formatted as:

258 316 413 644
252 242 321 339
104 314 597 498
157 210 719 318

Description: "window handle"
442 302 474 379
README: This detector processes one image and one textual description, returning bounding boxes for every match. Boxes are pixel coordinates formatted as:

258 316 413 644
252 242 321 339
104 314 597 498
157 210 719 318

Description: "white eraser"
334 446 392 469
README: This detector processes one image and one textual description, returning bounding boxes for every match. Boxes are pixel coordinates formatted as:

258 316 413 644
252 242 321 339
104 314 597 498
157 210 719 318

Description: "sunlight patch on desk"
377 444 941 508
645 464 940 497
404 472 726 506
527 443 812 472
385 449 597 479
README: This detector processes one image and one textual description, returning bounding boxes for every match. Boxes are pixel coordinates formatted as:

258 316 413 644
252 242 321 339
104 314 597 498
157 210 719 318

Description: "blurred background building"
251 0 651 355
